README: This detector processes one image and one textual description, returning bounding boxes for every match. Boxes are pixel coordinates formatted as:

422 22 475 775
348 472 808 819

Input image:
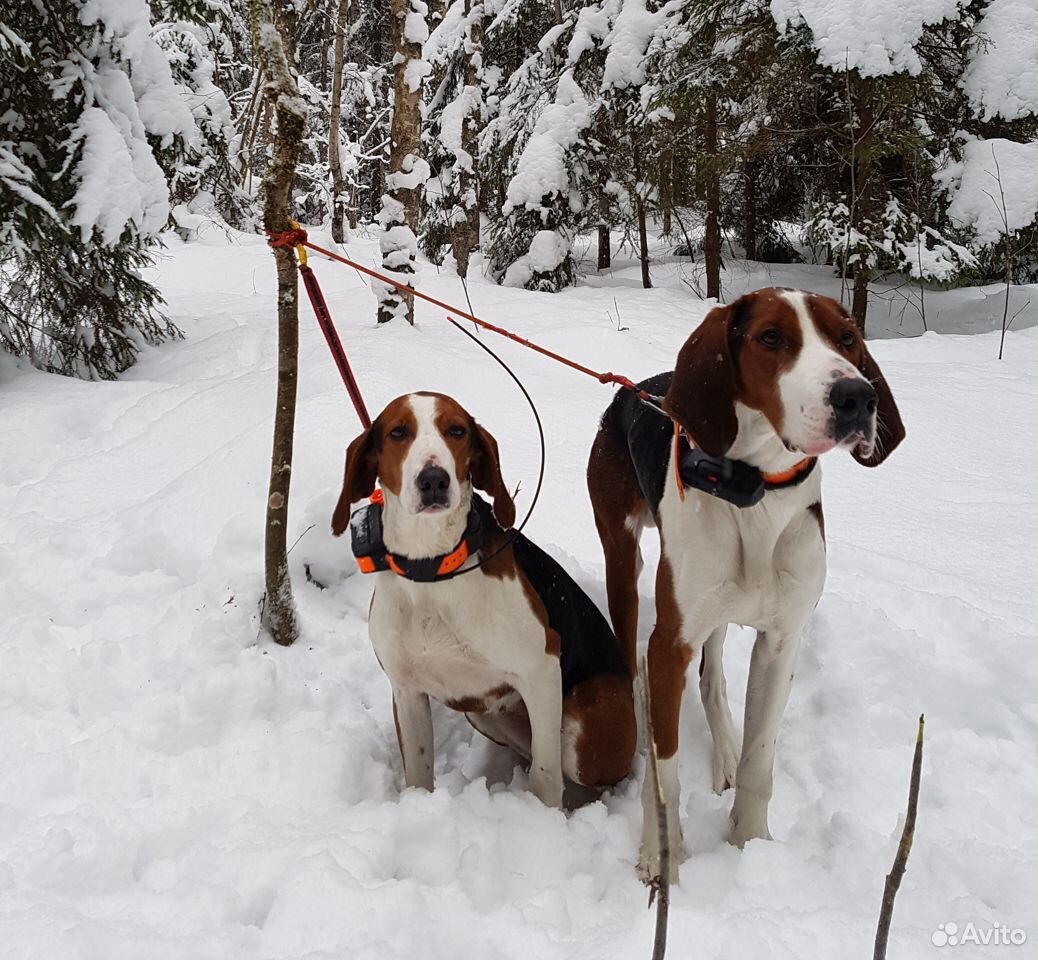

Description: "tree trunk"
850 82 874 333
450 0 482 279
597 222 610 270
659 140 673 238
252 0 306 646
319 0 331 89
703 91 721 300
633 139 651 289
272 0 297 64
377 0 425 324
743 160 757 261
328 0 349 243
596 111 611 270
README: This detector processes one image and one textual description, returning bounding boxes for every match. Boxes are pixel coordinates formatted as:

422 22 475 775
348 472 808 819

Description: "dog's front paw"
637 845 680 886
711 742 739 794
728 803 772 848
530 770 564 809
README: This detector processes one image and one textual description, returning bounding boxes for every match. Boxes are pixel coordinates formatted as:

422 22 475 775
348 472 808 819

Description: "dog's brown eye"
446 425 467 439
388 426 407 440
759 329 784 348
839 330 856 349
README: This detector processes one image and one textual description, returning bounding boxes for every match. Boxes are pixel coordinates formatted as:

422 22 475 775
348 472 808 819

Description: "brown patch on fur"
445 683 515 713
564 673 637 787
429 393 478 485
331 395 417 535
808 501 825 542
587 421 649 675
646 548 692 760
805 295 865 363
545 627 561 658
663 300 743 456
421 390 516 527
368 396 418 498
663 290 808 454
733 297 803 437
470 423 515 529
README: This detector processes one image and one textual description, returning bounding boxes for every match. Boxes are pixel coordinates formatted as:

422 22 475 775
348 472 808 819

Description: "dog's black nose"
830 378 878 433
416 465 450 507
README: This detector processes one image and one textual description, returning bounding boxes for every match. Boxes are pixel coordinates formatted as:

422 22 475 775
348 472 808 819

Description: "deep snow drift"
1 230 1036 959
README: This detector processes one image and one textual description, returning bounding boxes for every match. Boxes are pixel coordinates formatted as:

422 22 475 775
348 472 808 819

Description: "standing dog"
587 289 905 880
333 392 636 807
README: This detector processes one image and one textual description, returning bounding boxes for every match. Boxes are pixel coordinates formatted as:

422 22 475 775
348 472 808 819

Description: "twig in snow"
640 656 670 960
982 145 1013 360
873 714 925 960
287 523 316 556
613 296 628 332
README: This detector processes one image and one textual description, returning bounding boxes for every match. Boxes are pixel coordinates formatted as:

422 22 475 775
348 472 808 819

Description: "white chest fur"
658 457 827 633
369 570 545 707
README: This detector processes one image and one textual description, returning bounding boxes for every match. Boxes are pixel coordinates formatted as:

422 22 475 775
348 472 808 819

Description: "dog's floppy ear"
663 296 751 457
331 426 379 535
852 344 905 467
470 422 515 529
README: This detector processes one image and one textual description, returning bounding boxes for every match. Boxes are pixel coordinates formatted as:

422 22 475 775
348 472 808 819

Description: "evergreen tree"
0 0 195 379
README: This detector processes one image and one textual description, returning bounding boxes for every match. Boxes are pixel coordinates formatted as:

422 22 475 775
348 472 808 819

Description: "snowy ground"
2 229 1036 959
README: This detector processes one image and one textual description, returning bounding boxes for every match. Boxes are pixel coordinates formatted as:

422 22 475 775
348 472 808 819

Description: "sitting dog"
332 392 636 807
587 289 905 880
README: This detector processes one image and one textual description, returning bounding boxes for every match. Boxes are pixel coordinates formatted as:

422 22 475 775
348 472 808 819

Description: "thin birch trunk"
328 0 349 243
252 0 305 646
451 0 482 279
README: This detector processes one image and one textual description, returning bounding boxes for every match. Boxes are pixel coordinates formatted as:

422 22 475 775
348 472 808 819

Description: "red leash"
298 261 371 429
267 227 658 411
269 227 371 429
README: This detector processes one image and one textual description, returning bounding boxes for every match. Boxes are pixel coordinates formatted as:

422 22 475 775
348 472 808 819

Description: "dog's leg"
639 619 695 885
588 425 647 676
598 515 644 676
516 654 565 809
729 627 803 846
392 686 434 792
699 625 739 793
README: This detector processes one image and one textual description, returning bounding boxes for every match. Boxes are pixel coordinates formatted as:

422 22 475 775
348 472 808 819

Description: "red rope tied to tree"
265 226 661 420
267 224 371 429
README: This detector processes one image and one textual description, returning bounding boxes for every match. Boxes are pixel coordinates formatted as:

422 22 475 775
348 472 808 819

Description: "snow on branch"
770 0 964 76
936 137 1038 245
961 0 1038 122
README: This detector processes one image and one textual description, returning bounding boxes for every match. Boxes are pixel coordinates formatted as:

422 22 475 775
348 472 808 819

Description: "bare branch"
874 715 925 960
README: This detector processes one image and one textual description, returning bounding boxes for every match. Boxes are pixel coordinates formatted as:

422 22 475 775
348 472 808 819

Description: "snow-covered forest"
2 0 1037 375
1 0 1037 957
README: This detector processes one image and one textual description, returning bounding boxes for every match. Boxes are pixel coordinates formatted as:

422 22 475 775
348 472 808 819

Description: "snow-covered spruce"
0 0 197 378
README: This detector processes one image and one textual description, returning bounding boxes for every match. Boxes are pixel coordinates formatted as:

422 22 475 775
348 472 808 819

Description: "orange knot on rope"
267 227 309 249
598 372 638 391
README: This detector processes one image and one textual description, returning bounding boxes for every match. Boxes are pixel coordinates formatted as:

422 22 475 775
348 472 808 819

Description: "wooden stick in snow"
873 714 925 960
640 656 670 960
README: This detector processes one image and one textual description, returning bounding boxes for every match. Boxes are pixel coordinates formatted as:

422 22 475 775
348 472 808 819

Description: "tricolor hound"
587 289 905 880
333 393 636 807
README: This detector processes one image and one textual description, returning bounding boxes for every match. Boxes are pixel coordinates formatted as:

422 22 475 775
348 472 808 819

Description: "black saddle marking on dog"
601 370 674 514
472 497 629 692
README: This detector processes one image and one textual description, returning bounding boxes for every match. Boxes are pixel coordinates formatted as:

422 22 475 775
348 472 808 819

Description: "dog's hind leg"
588 428 647 676
699 625 739 793
465 704 532 760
